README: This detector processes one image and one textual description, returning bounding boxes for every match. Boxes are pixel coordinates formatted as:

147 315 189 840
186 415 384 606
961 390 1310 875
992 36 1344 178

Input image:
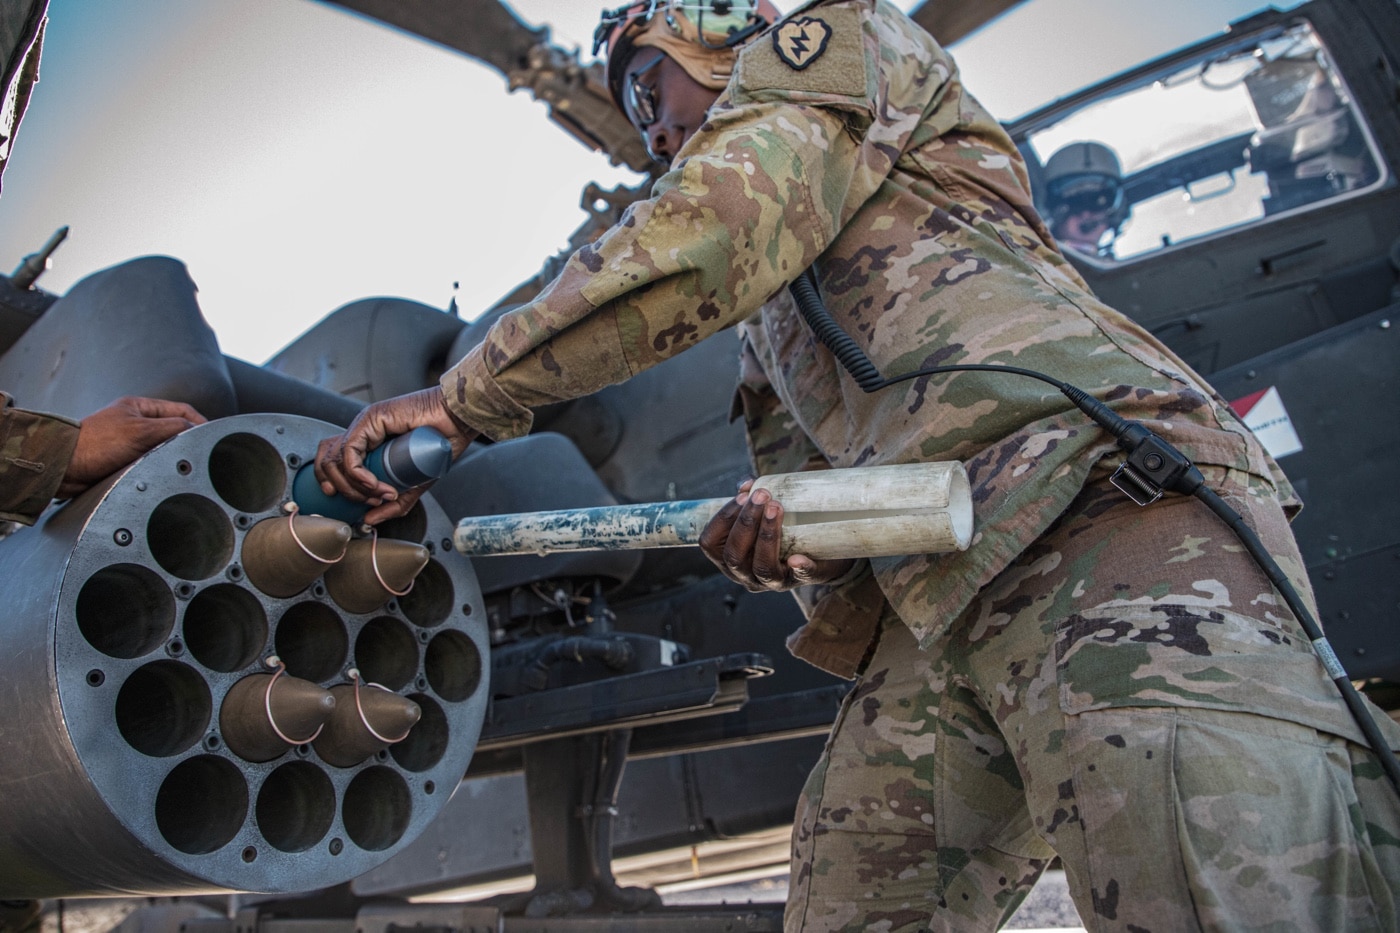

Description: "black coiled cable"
791 269 885 391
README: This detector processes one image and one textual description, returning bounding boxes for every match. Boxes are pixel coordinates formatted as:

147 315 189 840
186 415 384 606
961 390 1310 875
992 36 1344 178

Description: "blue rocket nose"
291 427 453 524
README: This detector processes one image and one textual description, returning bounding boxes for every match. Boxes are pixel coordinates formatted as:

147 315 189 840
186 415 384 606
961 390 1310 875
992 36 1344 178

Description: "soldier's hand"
698 479 855 592
314 387 476 525
59 396 206 498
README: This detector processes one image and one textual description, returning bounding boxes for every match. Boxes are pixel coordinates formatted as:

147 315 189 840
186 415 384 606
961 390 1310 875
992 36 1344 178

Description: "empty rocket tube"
454 461 973 561
220 658 337 762
242 507 352 598
325 533 429 615
312 670 422 768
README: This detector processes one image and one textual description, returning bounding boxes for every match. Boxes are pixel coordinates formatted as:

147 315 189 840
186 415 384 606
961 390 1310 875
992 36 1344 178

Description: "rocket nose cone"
242 513 352 598
266 674 339 739
221 672 337 762
370 540 431 593
360 688 422 739
314 684 422 767
325 539 431 614
383 427 454 487
291 513 354 561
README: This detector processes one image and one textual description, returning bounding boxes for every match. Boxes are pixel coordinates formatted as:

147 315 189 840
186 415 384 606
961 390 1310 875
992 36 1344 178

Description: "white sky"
0 0 1294 362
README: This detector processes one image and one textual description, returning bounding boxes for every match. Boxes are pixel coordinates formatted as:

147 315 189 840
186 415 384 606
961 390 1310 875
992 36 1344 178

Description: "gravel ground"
1004 870 1085 930
663 868 1086 930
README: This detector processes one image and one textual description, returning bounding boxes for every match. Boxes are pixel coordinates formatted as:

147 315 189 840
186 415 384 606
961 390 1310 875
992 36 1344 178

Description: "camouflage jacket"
440 0 1293 677
0 391 78 524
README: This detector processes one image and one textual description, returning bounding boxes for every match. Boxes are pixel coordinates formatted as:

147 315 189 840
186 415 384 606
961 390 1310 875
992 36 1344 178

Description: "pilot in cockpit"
1043 141 1131 258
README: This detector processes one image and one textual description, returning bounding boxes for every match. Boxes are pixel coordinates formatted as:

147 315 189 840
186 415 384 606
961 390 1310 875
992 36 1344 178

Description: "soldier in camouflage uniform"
316 0 1400 928
0 393 205 525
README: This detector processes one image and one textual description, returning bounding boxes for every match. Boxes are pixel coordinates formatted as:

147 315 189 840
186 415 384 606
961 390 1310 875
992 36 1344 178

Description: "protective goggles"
1048 175 1124 217
624 51 667 127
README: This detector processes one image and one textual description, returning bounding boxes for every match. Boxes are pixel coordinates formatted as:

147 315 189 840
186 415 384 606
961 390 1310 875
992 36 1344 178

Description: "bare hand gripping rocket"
291 426 454 524
453 461 973 560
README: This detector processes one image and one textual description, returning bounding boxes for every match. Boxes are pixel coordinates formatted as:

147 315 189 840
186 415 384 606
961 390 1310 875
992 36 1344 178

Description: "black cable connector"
1057 384 1204 504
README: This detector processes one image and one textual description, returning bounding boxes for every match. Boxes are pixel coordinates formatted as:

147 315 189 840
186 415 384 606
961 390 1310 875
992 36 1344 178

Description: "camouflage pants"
786 468 1400 932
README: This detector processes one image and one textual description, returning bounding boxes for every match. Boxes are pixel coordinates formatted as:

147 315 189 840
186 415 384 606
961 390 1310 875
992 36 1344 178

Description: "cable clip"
282 502 342 564
1109 425 1203 506
369 527 414 598
1109 462 1164 506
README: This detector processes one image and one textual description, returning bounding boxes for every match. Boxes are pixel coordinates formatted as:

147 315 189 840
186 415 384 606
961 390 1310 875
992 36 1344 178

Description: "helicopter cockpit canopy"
1020 19 1386 263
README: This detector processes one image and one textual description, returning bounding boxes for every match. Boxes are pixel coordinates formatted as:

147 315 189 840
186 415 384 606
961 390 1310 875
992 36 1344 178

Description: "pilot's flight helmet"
1043 141 1129 229
594 1 780 114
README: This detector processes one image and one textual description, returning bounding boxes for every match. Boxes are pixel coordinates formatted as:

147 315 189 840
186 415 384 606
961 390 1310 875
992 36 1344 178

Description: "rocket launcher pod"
325 537 430 614
453 461 973 561
313 677 422 767
242 511 352 598
220 667 337 763
0 413 489 896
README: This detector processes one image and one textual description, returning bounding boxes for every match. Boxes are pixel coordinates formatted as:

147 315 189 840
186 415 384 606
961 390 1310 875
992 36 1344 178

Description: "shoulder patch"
774 17 832 70
736 5 868 100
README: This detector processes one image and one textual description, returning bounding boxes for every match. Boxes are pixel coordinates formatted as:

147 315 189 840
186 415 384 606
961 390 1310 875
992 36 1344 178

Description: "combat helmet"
593 1 780 115
1043 141 1130 232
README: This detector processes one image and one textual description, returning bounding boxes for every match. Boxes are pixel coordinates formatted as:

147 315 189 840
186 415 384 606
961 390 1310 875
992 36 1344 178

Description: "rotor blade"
512 52 660 173
908 0 1029 45
319 0 546 77
315 0 659 173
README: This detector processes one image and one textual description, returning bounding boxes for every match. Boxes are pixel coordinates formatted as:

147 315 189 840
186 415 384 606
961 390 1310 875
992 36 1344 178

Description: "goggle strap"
593 0 663 56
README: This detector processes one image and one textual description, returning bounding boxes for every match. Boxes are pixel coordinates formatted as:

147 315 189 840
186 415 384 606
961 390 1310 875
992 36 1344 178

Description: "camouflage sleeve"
786 560 890 679
439 1 949 440
732 328 828 477
0 391 80 525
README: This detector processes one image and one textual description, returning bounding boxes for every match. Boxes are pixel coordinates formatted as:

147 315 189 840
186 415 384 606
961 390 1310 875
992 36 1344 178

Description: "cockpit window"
1022 21 1385 262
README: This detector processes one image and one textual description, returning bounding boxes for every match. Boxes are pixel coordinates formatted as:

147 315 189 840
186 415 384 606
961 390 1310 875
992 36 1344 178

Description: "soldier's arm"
0 394 205 525
438 4 945 441
57 397 205 499
438 96 869 441
0 392 80 525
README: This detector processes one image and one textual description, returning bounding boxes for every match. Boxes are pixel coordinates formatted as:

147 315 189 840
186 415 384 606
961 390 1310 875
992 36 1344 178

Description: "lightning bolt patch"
774 17 832 71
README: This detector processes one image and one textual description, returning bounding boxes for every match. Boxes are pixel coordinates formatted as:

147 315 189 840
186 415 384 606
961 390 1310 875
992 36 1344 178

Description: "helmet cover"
1043 141 1128 229
594 1 779 112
